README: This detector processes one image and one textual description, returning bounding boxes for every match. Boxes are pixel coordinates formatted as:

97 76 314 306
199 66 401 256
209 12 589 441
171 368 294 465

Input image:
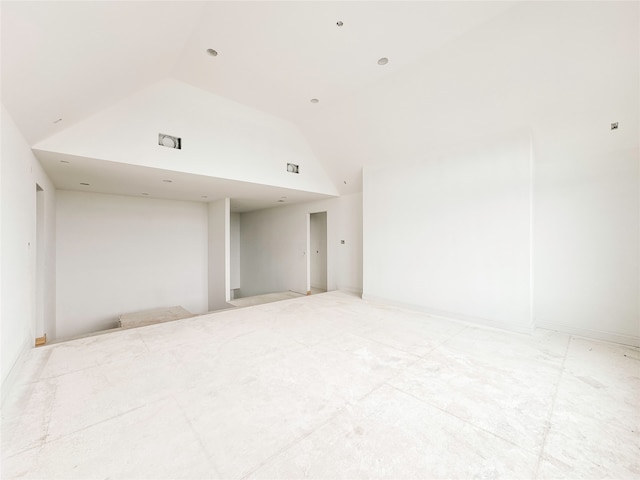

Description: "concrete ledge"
119 306 195 329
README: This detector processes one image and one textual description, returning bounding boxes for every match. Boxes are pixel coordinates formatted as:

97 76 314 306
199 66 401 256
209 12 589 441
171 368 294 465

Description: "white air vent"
287 163 299 174
158 133 181 149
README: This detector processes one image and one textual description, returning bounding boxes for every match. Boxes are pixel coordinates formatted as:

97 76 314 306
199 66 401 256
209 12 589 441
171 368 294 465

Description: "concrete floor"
229 291 305 308
2 291 639 479
229 289 327 308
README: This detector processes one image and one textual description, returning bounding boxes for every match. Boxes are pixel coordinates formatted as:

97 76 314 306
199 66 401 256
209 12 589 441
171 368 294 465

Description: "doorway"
35 184 45 340
308 211 327 294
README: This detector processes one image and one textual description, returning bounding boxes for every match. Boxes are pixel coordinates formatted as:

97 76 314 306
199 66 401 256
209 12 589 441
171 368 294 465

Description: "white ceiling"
171 1 515 123
35 150 332 213
1 1 516 209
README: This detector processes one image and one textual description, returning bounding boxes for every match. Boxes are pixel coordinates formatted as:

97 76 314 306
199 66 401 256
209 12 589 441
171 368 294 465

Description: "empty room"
1 1 638 479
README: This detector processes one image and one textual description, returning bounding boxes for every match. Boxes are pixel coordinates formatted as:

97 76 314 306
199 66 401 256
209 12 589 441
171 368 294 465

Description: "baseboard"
338 287 363 296
361 294 535 335
536 321 640 348
1 336 33 406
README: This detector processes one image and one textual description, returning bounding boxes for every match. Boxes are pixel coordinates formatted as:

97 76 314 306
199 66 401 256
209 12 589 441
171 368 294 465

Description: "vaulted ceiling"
2 1 638 210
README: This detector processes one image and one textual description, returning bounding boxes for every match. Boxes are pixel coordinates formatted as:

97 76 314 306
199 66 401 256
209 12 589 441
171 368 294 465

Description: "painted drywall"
230 212 240 291
364 131 533 332
534 130 639 344
239 193 362 298
310 211 327 290
351 1 638 345
300 2 637 195
1 105 56 394
56 191 208 338
208 198 230 310
33 79 337 197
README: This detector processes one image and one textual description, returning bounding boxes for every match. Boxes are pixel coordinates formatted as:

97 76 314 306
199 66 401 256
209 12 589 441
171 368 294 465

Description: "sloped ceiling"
2 1 638 207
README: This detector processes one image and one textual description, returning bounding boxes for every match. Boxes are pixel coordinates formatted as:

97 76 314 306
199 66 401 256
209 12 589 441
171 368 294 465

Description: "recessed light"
141 193 149 196
377 57 389 65
206 48 218 57
336 21 344 27
53 118 62 124
80 183 90 186
60 160 70 164
158 133 181 149
162 179 173 183
310 98 319 104
277 200 285 203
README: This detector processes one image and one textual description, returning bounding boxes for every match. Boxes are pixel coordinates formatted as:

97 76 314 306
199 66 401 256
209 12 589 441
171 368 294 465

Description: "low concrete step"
119 306 195 329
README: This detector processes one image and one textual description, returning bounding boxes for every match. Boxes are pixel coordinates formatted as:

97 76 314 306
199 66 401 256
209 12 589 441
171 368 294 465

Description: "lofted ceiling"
1 1 515 209
3 2 636 210
35 150 331 213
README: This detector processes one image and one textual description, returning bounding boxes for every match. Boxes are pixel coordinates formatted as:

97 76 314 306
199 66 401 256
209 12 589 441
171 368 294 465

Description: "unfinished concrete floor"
229 288 327 308
2 291 639 479
229 291 305 308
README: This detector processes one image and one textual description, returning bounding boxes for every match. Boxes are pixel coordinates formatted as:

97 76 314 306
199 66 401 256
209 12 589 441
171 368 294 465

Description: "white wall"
364 135 639 344
310 211 327 290
354 2 639 345
33 79 338 197
535 134 639 344
230 212 241 291
56 191 208 338
1 105 56 394
239 193 362 297
364 131 533 332
208 198 230 310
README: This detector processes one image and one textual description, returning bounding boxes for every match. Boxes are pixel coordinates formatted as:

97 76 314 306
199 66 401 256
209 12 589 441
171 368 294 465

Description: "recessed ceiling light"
206 48 218 57
53 118 62 124
277 200 285 203
80 183 90 186
336 21 344 27
162 179 173 183
377 57 389 65
60 160 70 164
158 133 181 149
310 98 319 104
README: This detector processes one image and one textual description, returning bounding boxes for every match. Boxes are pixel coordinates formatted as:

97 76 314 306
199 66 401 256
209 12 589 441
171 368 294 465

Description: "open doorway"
35 184 45 343
308 211 327 294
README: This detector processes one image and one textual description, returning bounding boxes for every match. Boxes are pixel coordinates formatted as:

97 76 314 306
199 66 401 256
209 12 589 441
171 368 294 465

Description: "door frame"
307 210 328 294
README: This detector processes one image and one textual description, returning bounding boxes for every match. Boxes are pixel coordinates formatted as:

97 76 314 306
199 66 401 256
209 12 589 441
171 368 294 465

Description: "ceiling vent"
287 163 299 174
158 133 181 149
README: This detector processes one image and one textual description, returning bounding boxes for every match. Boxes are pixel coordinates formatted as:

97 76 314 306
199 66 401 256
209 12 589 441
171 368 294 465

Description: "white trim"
536 321 640 348
362 294 535 335
337 287 363 296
